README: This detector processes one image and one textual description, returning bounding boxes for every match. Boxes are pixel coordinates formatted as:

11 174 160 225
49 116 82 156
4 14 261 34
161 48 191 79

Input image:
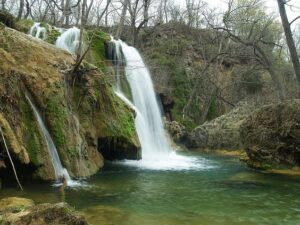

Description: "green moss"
46 28 60 44
67 146 78 158
15 19 34 33
45 94 67 150
85 29 111 73
20 97 42 166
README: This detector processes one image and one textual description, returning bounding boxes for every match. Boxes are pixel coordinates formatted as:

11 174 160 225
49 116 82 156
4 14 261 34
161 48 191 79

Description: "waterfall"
117 40 172 157
29 22 47 40
25 93 73 185
109 39 204 170
55 27 81 54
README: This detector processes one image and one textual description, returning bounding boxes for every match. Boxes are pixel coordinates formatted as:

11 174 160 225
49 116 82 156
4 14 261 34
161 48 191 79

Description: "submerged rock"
240 100 300 169
0 198 88 225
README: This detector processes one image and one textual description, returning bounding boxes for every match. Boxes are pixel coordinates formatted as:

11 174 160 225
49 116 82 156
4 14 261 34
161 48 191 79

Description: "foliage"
206 96 218 121
46 28 60 44
15 19 34 33
241 70 263 94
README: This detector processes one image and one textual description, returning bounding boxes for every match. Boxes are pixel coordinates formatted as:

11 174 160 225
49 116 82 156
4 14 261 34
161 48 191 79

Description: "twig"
0 126 23 191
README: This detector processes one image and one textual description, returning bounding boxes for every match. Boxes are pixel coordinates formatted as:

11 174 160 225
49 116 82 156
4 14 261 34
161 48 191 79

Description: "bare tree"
116 0 129 39
17 0 24 20
277 0 300 85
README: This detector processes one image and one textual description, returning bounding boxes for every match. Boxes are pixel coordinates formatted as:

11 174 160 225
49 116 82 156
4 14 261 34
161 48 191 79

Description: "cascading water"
55 27 81 54
25 93 76 185
109 39 205 170
29 22 47 40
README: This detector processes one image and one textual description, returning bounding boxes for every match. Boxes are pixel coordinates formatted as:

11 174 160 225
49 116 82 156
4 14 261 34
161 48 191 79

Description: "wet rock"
240 100 300 169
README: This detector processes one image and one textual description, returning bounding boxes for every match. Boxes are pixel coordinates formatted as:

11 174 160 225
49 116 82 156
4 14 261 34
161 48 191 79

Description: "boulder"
187 102 254 149
240 100 300 169
164 120 187 143
0 198 88 225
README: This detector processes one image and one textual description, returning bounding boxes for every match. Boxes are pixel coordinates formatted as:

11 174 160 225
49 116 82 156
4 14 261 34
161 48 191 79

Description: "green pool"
1 152 300 225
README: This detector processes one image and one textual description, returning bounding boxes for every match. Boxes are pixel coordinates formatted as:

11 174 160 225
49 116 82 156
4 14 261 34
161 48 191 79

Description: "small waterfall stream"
25 93 72 185
29 22 47 40
55 27 81 54
109 39 200 170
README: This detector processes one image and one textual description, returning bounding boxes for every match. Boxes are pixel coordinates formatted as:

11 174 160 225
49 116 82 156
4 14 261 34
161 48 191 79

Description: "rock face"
187 102 254 149
0 25 140 181
0 197 88 225
240 100 300 169
164 120 187 144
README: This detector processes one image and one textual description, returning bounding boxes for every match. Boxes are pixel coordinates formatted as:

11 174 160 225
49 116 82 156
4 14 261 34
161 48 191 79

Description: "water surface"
1 152 300 225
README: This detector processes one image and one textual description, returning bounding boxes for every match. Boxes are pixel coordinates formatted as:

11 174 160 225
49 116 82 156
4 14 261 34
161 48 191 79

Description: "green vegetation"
207 96 218 121
45 93 67 150
20 96 42 166
16 19 34 33
86 29 111 73
46 28 60 44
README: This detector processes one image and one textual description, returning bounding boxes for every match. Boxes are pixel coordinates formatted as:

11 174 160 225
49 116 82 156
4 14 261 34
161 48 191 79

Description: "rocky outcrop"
164 120 187 144
187 102 255 149
0 25 140 181
0 197 88 225
240 100 300 169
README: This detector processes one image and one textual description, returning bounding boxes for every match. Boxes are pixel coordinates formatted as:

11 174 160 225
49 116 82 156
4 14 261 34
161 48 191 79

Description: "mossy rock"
46 28 61 44
0 10 15 29
15 19 34 33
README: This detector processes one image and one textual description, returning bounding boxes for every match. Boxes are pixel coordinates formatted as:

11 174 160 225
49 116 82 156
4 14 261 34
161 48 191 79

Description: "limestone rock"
240 100 300 169
164 120 187 143
0 198 88 225
187 102 254 149
0 25 140 181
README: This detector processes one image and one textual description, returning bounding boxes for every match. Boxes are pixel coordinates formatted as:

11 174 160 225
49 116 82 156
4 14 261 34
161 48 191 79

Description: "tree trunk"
277 0 300 85
65 0 70 27
76 0 87 63
17 0 24 20
24 0 30 19
143 0 149 27
1 0 6 10
84 0 94 25
116 0 128 39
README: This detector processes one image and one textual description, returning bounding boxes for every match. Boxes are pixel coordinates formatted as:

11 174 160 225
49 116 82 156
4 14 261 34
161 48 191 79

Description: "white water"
25 93 80 186
111 39 208 170
29 22 47 40
55 27 81 54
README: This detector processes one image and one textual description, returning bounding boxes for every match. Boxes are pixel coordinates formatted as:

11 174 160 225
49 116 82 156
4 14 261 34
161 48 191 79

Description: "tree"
216 0 286 100
116 0 128 39
17 0 24 20
277 0 300 85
